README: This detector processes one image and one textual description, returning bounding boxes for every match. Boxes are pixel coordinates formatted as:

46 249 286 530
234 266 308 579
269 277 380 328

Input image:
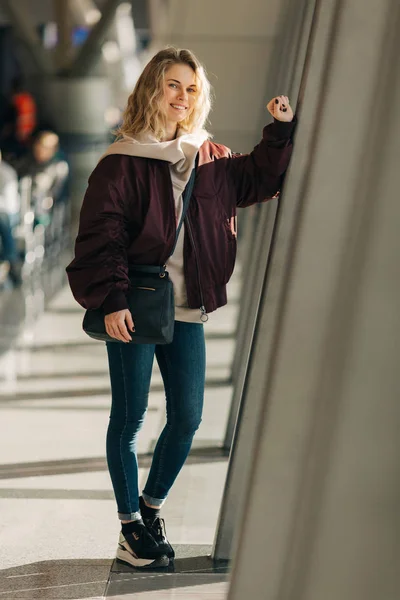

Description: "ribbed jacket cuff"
102 290 129 315
272 117 297 138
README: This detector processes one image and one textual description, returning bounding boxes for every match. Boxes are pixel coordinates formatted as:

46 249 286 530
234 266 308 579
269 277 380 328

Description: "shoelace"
138 522 159 546
148 516 167 541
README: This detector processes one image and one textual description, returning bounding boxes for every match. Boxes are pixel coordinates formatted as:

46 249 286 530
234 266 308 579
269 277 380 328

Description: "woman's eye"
188 88 196 93
169 83 177 88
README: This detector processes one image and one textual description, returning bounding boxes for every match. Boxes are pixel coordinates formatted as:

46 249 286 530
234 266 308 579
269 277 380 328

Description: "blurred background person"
13 130 69 227
0 150 21 285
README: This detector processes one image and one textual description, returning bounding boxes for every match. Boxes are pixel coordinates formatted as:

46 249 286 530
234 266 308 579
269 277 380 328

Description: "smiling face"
162 63 197 128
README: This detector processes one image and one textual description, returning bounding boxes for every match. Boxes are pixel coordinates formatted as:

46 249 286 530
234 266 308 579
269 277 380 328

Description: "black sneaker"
142 515 175 559
116 521 169 569
139 496 175 559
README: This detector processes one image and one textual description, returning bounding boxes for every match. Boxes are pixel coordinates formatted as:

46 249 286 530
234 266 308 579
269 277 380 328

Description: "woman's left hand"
267 96 294 122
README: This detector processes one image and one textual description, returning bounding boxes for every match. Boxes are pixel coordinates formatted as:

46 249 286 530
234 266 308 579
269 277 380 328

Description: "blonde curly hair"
116 47 212 141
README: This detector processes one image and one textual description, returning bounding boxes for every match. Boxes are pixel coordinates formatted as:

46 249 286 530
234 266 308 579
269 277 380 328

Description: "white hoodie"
0 161 19 216
100 128 211 323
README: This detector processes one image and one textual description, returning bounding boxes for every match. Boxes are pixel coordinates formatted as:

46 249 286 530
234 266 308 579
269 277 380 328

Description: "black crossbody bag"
82 164 196 345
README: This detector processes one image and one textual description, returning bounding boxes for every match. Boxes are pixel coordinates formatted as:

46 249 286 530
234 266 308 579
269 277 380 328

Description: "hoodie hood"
99 128 208 192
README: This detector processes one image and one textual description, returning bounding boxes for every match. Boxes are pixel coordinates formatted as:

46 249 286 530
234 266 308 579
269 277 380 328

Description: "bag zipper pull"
200 306 209 322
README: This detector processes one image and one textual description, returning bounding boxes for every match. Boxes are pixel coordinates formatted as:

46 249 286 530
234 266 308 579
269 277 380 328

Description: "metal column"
223 200 277 448
224 0 318 451
54 0 72 72
68 0 122 76
228 0 400 597
213 0 318 560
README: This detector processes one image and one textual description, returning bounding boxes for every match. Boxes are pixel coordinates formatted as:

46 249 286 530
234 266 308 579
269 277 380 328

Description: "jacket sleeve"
66 156 130 314
227 118 296 207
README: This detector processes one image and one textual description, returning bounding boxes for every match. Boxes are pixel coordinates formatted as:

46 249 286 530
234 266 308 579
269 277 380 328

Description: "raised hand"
267 95 294 122
105 309 135 343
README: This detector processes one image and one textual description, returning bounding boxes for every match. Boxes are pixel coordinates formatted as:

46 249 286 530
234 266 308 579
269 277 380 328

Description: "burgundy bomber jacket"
66 119 295 316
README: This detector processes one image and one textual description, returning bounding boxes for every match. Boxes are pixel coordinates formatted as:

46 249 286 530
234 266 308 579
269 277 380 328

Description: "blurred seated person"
14 131 69 226
0 151 22 285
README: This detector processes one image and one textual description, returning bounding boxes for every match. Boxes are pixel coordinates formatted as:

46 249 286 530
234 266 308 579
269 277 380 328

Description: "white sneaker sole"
116 542 169 569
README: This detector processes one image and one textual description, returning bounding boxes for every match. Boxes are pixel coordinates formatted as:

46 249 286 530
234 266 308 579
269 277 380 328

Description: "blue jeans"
0 212 17 262
106 321 206 520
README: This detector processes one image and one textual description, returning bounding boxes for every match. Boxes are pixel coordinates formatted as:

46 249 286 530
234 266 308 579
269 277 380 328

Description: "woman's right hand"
105 309 135 343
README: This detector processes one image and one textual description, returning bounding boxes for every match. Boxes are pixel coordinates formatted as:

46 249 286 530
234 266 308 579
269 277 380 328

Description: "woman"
67 47 295 569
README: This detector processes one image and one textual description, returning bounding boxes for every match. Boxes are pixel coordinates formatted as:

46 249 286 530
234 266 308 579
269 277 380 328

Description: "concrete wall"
0 0 53 25
149 0 286 152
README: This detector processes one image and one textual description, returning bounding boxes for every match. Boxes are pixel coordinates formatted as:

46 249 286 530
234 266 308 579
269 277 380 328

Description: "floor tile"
106 572 228 599
0 560 111 599
112 544 229 574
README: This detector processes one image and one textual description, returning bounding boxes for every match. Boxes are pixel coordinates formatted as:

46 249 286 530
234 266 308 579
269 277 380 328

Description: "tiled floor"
0 267 239 599
106 575 228 599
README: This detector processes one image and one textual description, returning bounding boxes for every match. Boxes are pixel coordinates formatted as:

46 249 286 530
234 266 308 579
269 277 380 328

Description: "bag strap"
129 154 198 278
170 157 197 257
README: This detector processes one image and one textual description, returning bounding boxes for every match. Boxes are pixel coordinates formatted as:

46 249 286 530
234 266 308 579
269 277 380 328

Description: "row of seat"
0 162 70 286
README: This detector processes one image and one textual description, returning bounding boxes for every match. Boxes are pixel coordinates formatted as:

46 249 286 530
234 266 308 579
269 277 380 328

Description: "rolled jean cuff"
118 510 141 521
142 491 166 508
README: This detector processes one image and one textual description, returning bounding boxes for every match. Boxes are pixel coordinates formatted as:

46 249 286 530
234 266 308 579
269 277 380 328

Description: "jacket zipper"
186 215 209 322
